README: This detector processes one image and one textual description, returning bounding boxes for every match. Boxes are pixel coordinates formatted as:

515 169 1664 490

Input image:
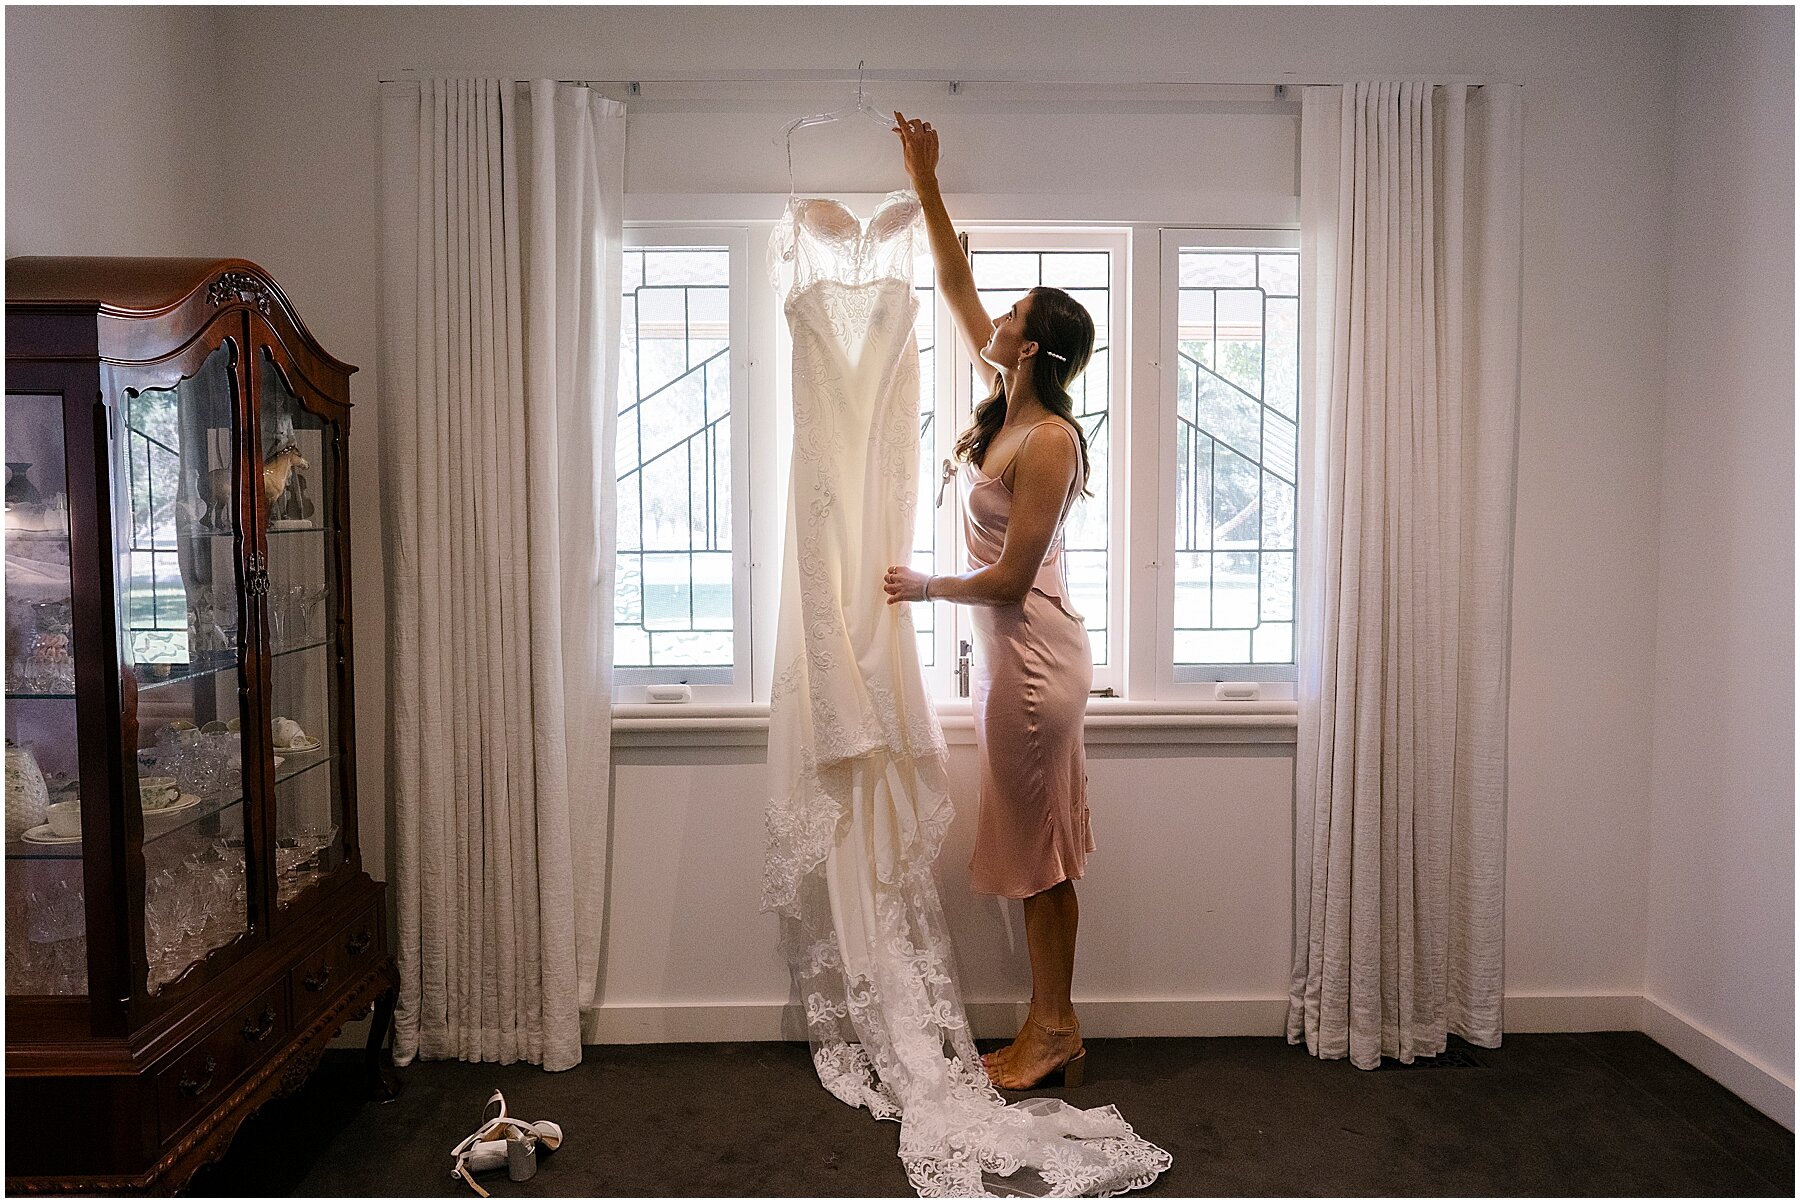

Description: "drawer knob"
303 963 334 992
346 928 372 956
178 1056 216 1098
241 1006 276 1043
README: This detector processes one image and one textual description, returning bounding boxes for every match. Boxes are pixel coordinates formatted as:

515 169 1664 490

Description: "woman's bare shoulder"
1006 418 1081 490
1025 417 1083 462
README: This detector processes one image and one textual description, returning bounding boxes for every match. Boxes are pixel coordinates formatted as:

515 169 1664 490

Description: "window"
613 218 1300 707
613 229 751 702
1156 231 1301 694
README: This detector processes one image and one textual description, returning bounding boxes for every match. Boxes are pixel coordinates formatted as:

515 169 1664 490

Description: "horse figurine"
201 467 234 531
262 443 310 510
195 444 311 530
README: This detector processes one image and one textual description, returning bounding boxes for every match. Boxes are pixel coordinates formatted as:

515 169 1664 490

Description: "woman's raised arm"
894 112 998 392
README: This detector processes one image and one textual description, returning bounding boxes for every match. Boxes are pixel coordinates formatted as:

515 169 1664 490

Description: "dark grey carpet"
188 1032 1792 1197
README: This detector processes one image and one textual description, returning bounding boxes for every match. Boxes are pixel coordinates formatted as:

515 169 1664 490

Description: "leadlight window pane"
1174 248 1300 668
615 247 733 669
969 249 1111 669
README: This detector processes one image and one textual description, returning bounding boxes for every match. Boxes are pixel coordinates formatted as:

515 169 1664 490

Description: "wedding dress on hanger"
762 185 1172 1197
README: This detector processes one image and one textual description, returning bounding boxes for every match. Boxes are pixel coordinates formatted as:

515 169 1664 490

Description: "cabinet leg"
365 982 402 1102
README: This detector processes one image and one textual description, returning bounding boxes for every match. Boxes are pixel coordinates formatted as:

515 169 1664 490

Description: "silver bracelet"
924 575 935 601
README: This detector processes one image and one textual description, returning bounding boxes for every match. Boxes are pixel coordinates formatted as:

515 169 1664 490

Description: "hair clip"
1045 350 1068 362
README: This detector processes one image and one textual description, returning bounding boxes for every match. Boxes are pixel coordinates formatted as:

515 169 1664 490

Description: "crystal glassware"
22 600 75 693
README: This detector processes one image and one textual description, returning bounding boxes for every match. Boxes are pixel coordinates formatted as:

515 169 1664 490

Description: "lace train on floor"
767 751 1172 1197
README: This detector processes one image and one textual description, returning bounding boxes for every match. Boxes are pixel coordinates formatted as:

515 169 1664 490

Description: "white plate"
142 793 202 820
21 824 80 845
273 738 322 754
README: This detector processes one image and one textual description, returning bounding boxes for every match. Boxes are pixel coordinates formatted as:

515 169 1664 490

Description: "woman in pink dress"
882 112 1099 1092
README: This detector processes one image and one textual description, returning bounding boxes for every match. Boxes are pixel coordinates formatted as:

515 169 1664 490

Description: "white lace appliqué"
762 196 1172 1198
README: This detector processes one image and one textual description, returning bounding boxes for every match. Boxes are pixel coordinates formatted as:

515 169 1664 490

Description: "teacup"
139 776 180 810
45 800 80 838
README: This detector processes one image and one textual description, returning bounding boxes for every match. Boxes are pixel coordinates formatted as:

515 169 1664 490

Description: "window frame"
1152 227 1302 702
612 225 754 704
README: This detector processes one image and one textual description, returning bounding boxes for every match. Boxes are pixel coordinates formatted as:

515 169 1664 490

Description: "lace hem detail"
761 726 956 918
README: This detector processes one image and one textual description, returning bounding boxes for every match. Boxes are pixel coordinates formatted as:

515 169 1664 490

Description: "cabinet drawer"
230 982 291 1061
156 983 286 1141
289 904 381 1025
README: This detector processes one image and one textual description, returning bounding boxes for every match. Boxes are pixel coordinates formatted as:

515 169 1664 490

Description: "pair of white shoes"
449 1090 564 1197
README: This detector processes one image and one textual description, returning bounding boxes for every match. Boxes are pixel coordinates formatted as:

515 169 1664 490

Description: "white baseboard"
579 992 1793 1132
579 993 1652 1045
1639 993 1794 1131
1500 992 1644 1031
580 997 1293 1045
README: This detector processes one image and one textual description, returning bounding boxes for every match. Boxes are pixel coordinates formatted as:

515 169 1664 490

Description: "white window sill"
610 699 1297 749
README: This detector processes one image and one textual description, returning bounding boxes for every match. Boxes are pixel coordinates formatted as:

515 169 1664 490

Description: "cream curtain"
379 78 625 1070
1288 82 1523 1068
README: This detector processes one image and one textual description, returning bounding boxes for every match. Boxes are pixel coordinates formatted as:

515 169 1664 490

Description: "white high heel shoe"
450 1090 564 1196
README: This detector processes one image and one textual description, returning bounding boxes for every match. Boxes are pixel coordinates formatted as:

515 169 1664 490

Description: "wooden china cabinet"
4 257 399 1193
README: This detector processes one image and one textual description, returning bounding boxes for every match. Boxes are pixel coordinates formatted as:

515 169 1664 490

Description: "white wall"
1642 5 1795 1124
5 5 227 257
6 5 1789 1119
603 739 1294 1018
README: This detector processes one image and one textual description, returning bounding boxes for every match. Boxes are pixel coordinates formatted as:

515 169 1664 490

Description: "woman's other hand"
892 111 939 186
883 563 930 605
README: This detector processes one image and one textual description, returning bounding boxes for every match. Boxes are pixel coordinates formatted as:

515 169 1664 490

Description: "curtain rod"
379 70 1501 93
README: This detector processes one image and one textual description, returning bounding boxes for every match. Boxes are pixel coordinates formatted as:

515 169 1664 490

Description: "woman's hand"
892 111 939 186
884 563 931 606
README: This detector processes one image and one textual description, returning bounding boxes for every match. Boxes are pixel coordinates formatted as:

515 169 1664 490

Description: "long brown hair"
953 286 1096 499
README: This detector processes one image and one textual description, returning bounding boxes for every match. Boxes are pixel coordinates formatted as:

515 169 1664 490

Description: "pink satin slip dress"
960 419 1096 898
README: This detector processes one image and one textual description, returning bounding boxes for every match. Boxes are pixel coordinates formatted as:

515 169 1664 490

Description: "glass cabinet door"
120 344 252 994
6 393 87 996
258 349 344 910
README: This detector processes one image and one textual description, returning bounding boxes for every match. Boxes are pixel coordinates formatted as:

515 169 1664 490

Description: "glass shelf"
274 746 336 788
132 655 242 695
144 793 244 848
5 796 246 861
124 631 330 691
272 638 330 661
6 838 87 862
138 525 325 540
145 529 234 544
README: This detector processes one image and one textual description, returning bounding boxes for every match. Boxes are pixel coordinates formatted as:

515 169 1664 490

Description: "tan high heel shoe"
986 1018 1087 1089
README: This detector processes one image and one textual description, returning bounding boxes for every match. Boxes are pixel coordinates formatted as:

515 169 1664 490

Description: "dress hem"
966 869 1085 900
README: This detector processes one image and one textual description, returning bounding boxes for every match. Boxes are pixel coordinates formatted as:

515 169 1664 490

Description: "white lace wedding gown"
762 188 1172 1198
